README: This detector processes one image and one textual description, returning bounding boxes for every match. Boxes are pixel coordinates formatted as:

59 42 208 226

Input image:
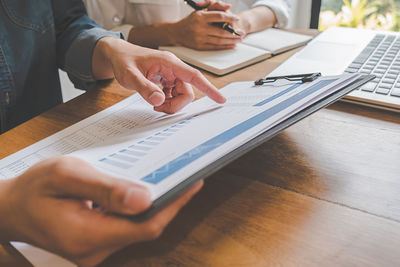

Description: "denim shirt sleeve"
52 0 123 90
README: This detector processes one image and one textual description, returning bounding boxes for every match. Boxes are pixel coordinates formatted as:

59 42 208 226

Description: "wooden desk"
1 43 400 267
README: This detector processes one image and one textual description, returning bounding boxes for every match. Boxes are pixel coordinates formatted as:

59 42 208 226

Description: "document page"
70 74 360 200
0 74 360 201
0 94 164 179
0 73 360 266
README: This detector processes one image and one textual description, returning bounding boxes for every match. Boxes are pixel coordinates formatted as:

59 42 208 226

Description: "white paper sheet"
11 242 76 267
0 73 361 266
70 74 360 200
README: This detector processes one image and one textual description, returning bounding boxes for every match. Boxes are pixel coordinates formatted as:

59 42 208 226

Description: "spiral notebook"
160 28 312 75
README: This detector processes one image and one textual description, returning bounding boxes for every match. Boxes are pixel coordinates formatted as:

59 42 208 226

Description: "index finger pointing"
170 60 226 103
189 70 226 103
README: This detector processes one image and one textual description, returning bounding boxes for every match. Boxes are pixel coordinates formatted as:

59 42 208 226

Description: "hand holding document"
0 73 369 200
1 72 373 266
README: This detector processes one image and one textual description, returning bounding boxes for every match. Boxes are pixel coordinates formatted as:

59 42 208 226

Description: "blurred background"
320 0 400 31
61 0 400 103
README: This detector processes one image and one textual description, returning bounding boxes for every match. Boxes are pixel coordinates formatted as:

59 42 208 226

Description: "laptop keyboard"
344 34 400 98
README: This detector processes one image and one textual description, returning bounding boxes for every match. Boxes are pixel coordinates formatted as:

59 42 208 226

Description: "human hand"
196 0 231 11
232 16 251 38
93 38 225 114
0 156 203 266
172 1 242 50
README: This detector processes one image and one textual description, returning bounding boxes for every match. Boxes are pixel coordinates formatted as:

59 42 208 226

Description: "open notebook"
160 28 312 75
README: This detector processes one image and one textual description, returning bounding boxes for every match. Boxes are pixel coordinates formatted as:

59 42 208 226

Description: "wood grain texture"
2 30 400 266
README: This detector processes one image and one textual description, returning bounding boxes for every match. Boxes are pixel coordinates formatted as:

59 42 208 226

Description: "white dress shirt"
84 0 290 37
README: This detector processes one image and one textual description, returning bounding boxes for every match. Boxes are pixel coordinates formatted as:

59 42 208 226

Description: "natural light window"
320 0 400 31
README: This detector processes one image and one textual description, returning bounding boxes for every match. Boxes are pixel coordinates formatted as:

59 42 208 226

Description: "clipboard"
132 74 375 220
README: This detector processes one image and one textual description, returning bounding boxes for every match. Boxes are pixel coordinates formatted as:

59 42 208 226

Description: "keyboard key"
376 87 390 95
374 69 386 74
388 70 399 75
380 82 393 89
382 78 395 84
345 67 358 73
353 50 375 63
361 82 378 92
362 65 374 70
377 64 388 68
391 88 400 97
349 63 362 69
384 74 397 79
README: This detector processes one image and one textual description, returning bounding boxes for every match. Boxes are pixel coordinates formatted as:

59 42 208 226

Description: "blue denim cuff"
64 28 123 89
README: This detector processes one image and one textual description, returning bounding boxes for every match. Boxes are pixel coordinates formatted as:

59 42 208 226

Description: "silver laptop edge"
269 27 400 112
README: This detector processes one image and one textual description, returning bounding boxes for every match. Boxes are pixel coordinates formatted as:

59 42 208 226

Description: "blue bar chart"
98 118 193 170
98 78 338 186
140 79 337 184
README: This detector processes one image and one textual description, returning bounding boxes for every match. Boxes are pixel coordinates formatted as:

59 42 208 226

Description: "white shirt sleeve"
252 0 290 28
83 0 133 37
83 0 290 34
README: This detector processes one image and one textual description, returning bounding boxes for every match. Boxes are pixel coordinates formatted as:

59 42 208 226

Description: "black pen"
183 0 241 36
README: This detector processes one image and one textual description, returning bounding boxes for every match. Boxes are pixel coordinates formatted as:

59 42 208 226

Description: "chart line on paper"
141 79 337 184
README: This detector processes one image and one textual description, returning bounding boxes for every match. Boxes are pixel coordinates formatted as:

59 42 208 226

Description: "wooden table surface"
1 36 400 267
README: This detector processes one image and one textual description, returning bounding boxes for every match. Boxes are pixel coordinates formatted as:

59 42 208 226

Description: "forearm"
238 6 277 34
0 179 17 242
91 37 116 80
127 23 177 49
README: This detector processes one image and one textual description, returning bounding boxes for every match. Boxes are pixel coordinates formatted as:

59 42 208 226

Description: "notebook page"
160 43 270 75
242 28 312 55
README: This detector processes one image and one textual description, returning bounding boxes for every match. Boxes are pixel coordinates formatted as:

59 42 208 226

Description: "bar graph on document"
76 77 353 197
0 94 172 179
1 73 360 201
96 118 193 171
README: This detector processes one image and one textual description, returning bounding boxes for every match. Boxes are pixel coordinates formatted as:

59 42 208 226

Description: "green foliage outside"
320 0 400 31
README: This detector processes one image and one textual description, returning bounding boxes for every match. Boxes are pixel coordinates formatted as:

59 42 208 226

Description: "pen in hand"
183 0 241 36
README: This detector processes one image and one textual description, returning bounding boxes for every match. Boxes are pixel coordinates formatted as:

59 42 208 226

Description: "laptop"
269 27 400 112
